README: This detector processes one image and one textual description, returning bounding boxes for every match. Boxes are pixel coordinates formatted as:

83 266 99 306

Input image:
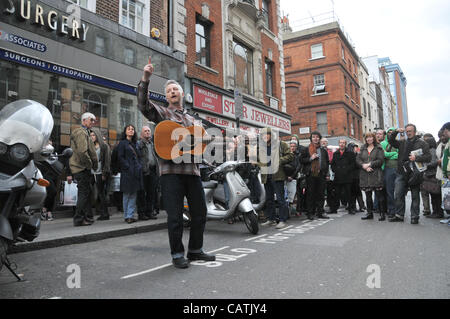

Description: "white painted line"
121 246 230 279
279 225 294 231
121 263 172 279
245 234 268 242
49 297 62 299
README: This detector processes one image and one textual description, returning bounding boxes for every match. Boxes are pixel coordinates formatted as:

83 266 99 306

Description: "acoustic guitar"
154 120 213 160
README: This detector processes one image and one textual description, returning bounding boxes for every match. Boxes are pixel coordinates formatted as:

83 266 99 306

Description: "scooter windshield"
0 100 54 153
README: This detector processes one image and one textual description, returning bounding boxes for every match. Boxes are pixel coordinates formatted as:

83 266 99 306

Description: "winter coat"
117 139 143 193
436 142 447 180
259 140 294 184
356 144 385 189
97 142 111 177
388 130 431 174
331 149 355 184
69 127 98 174
300 145 330 178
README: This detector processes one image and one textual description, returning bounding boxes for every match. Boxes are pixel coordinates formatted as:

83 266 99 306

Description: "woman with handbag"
421 134 444 219
356 132 387 221
117 125 143 224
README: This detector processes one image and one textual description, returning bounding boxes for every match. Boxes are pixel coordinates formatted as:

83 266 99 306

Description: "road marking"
245 234 268 242
121 246 230 279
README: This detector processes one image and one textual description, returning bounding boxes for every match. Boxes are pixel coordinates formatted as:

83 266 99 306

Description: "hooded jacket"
380 127 398 170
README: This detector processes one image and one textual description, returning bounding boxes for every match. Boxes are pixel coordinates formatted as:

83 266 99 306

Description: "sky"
280 0 450 139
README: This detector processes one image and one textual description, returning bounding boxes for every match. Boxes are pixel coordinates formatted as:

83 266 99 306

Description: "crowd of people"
262 122 450 227
39 56 449 268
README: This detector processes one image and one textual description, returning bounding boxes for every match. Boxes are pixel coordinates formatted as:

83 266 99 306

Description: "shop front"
191 81 292 137
0 0 184 151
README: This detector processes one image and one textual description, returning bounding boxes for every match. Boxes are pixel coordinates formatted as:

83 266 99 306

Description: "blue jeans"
123 191 137 219
384 167 397 216
394 173 420 220
264 179 288 222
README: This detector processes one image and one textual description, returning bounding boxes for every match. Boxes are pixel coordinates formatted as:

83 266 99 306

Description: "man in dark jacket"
137 126 159 220
388 124 432 224
301 131 330 220
331 139 355 214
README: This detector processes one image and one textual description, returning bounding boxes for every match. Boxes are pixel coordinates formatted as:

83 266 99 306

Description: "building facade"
379 57 408 128
283 21 362 145
181 0 291 136
358 59 377 134
0 0 183 150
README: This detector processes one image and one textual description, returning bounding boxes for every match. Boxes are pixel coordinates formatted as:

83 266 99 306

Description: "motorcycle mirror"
59 148 73 158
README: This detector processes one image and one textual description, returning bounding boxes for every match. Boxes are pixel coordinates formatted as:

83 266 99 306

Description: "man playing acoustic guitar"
137 57 215 269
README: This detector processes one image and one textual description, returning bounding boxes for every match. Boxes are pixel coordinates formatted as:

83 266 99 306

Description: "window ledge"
309 56 326 62
312 92 329 97
195 62 219 75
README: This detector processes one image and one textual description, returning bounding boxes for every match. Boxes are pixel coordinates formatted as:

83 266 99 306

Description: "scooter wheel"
243 210 259 235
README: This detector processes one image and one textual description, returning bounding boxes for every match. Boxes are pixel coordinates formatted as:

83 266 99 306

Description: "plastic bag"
442 179 450 211
62 181 78 206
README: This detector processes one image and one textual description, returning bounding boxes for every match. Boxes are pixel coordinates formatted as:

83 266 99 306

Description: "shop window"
233 40 254 95
195 18 211 67
119 98 134 130
265 60 274 96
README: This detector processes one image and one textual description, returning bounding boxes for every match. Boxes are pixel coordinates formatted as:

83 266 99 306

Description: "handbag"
420 176 441 194
404 161 423 187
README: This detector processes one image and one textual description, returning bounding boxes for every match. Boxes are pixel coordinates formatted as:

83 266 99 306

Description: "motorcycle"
0 99 71 281
183 161 264 235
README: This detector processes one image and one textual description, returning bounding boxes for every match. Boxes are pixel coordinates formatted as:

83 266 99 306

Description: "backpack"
280 143 296 177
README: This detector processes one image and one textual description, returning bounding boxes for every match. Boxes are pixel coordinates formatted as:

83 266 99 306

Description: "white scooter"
183 161 262 234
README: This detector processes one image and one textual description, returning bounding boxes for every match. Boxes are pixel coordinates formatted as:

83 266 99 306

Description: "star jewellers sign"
2 0 89 42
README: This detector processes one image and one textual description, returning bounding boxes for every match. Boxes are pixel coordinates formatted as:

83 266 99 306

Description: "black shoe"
74 220 92 227
85 217 94 223
138 214 150 221
172 257 189 269
378 213 386 221
361 212 373 220
307 214 315 220
388 216 404 222
97 215 110 221
146 213 157 220
187 252 216 262
317 213 330 219
411 218 419 225
125 218 137 224
348 210 356 215
426 213 444 219
328 211 338 214
423 211 431 216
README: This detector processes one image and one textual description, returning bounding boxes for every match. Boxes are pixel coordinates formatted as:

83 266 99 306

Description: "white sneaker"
439 218 450 224
275 221 287 229
261 220 277 226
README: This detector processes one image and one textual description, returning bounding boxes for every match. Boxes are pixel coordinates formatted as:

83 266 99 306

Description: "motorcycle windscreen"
0 99 54 153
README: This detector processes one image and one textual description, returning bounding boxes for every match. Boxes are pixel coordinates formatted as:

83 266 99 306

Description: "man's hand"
67 176 73 184
397 128 405 133
142 56 154 82
409 154 416 162
310 153 318 161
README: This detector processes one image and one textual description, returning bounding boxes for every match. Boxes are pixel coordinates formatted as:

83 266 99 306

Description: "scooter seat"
202 181 218 189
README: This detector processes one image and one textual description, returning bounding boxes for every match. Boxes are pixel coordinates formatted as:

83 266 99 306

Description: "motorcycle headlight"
0 143 7 155
10 144 30 162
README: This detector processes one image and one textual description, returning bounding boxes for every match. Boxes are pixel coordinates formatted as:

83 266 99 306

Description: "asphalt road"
1 204 449 300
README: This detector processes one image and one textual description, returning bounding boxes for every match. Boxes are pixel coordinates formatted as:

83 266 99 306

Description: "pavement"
9 207 168 254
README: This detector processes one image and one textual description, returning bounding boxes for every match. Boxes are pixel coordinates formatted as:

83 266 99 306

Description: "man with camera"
388 124 431 224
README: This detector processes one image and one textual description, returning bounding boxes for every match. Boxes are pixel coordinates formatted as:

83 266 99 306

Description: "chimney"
281 15 292 33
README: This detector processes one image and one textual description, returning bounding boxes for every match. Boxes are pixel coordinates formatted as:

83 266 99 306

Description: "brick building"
181 0 291 136
0 0 182 149
283 21 363 145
